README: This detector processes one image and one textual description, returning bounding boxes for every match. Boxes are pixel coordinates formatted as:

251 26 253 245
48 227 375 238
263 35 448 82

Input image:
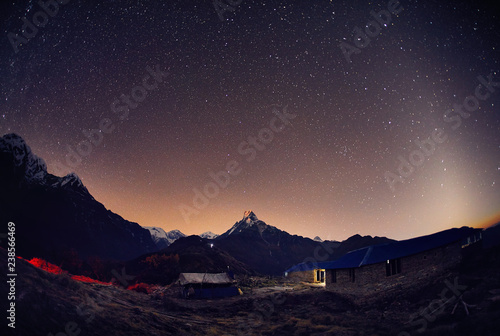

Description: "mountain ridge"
144 227 186 249
200 231 219 239
0 133 158 264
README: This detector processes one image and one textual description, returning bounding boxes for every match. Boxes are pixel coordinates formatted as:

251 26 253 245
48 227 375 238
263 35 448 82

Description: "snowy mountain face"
243 210 258 223
0 133 48 183
213 211 389 275
145 227 186 249
313 236 323 242
0 133 157 262
0 133 91 198
214 211 336 275
221 210 272 237
165 229 186 244
199 231 219 239
145 227 168 241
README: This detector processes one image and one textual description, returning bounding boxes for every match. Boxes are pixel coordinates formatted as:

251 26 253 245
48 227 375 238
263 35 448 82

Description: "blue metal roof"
285 227 479 273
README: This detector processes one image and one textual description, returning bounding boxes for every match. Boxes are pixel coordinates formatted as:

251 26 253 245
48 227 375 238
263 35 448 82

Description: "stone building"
285 227 482 295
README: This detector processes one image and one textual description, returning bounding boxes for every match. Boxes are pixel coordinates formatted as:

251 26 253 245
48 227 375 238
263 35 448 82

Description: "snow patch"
0 133 47 183
199 231 219 239
145 227 186 246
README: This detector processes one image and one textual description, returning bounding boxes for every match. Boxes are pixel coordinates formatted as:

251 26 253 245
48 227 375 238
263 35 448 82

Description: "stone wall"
325 242 463 295
286 269 325 283
287 270 315 283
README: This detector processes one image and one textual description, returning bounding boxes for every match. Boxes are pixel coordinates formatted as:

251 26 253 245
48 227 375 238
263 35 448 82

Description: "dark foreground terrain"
1 244 500 336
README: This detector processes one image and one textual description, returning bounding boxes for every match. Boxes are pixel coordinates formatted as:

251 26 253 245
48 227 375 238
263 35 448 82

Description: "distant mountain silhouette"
126 235 254 284
0 133 157 264
328 233 395 260
483 221 500 249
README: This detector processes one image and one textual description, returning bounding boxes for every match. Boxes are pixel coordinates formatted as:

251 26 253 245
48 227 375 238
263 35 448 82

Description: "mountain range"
144 227 219 249
199 231 219 239
0 133 395 278
144 227 186 249
137 210 394 278
211 210 393 275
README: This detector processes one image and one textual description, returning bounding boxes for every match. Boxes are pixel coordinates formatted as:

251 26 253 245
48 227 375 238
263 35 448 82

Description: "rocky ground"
1 244 500 336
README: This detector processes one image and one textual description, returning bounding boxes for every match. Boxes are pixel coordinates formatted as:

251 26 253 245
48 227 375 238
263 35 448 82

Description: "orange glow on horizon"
474 211 500 229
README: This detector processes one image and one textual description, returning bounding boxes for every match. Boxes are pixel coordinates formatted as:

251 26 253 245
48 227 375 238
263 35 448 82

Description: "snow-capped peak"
144 227 186 248
243 210 258 223
313 236 323 242
199 231 219 239
60 172 84 188
0 133 47 183
224 211 264 236
52 171 92 199
0 133 95 199
165 229 186 240
145 226 168 239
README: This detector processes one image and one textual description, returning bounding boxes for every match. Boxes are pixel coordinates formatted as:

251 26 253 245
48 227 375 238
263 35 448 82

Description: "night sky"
1 0 499 241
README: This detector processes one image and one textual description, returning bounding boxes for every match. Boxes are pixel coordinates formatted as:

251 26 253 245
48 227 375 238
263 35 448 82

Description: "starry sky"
1 0 499 241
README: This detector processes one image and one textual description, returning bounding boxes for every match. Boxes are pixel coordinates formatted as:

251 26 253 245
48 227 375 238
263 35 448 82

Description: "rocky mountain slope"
0 133 157 264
